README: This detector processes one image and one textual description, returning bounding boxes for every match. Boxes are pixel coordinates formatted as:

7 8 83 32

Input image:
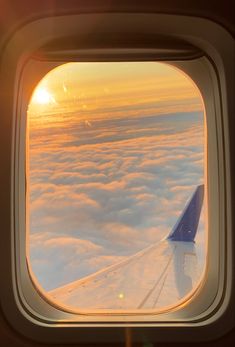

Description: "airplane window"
27 62 206 313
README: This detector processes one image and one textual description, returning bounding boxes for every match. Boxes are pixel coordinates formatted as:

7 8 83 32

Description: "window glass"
27 62 206 312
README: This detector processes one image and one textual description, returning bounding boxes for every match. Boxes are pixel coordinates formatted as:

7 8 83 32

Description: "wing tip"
167 184 204 242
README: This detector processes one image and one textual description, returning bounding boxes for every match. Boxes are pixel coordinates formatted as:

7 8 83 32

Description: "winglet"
167 185 204 242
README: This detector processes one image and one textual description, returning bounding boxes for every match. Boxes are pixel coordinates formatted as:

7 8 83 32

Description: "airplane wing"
49 185 204 311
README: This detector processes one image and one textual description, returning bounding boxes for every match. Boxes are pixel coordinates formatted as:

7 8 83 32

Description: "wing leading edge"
49 185 204 311
167 184 204 242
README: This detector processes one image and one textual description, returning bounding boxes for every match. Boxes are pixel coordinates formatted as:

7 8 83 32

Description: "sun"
32 87 54 105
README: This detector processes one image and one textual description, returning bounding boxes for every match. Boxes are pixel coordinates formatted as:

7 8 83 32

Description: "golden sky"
28 62 203 126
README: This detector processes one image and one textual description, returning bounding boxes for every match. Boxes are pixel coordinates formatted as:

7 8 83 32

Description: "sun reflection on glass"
118 293 125 299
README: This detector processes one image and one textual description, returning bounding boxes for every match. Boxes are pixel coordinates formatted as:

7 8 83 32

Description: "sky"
27 62 206 293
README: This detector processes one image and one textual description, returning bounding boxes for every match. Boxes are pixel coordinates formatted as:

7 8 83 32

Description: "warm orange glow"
28 62 203 120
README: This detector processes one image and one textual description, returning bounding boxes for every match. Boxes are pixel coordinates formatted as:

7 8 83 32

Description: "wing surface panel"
49 240 201 310
49 185 204 311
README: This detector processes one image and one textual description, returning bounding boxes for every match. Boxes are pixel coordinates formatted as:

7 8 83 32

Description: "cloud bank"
28 110 205 290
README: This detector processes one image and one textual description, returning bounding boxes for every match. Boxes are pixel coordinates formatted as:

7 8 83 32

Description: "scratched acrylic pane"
27 62 207 312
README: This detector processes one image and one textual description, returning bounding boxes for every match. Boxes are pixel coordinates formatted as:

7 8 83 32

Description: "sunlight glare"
32 88 54 105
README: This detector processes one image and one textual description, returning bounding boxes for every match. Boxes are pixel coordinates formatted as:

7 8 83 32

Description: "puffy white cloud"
28 109 205 291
